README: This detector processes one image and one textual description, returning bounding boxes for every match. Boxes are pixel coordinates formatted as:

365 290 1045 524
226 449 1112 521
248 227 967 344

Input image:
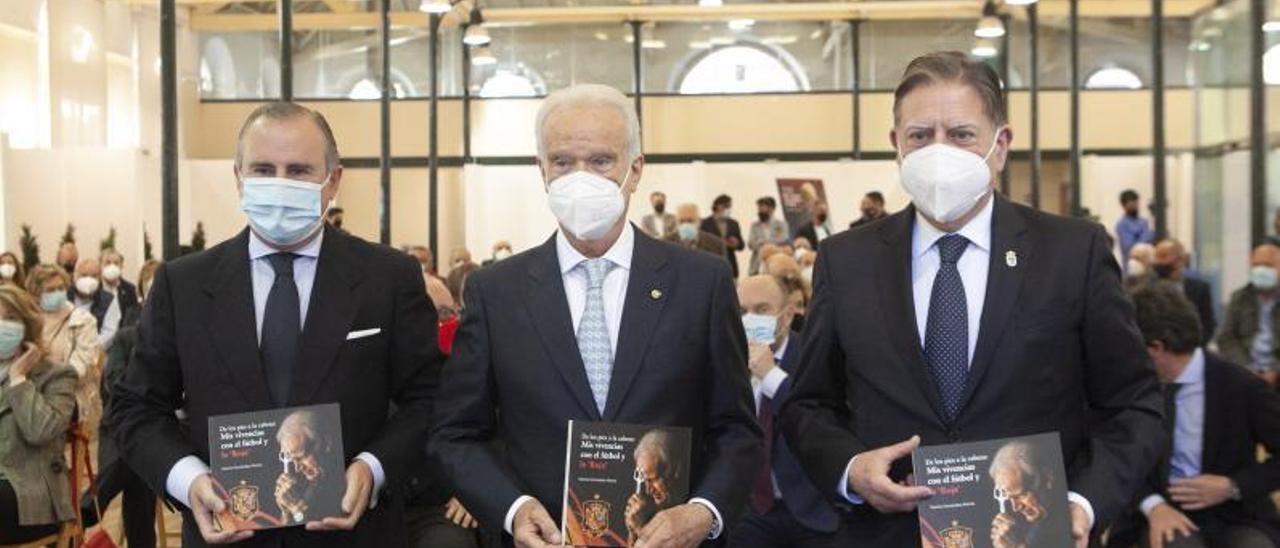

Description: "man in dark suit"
1155 239 1218 345
430 84 760 548
732 275 841 547
108 103 441 548
849 191 889 230
700 194 745 278
101 249 140 326
1108 284 1280 548
667 203 729 261
779 51 1163 548
794 200 833 248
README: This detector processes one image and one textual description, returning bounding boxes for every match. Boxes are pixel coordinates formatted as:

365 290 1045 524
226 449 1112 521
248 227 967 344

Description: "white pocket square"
346 328 382 341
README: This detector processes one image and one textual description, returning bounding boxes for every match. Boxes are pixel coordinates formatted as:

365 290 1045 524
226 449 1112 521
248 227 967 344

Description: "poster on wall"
776 178 827 240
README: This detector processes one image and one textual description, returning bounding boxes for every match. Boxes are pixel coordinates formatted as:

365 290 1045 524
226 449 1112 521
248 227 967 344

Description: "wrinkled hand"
990 512 1026 548
1147 503 1198 548
305 460 371 531
625 493 650 536
445 497 478 529
1169 475 1234 511
633 503 713 548
189 474 254 544
847 436 934 513
512 498 561 548
1069 503 1089 548
747 344 775 381
8 342 41 384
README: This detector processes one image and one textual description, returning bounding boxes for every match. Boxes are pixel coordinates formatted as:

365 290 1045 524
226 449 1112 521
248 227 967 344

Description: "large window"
675 43 807 94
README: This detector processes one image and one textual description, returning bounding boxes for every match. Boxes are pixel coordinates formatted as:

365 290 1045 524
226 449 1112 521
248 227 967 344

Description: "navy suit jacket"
766 333 841 533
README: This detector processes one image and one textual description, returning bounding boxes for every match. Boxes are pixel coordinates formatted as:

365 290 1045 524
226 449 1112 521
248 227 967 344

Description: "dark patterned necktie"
925 234 970 421
261 253 300 406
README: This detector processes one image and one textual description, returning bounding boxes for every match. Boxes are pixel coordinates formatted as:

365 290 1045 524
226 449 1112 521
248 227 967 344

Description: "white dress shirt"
503 224 725 539
166 229 386 510
835 199 1095 528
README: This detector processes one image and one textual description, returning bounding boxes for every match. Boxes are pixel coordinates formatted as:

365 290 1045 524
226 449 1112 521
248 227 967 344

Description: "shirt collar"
912 197 995 260
248 227 325 261
1174 348 1206 386
774 336 789 363
556 223 635 275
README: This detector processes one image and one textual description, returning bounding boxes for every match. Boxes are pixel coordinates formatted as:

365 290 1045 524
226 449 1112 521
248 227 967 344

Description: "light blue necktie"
577 258 616 414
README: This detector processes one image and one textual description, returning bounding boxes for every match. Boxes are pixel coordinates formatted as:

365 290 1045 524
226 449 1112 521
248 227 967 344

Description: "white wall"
1080 153 1196 263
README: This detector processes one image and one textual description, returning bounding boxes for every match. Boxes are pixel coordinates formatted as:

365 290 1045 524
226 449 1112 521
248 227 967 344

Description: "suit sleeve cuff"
1139 494 1167 517
837 455 865 504
505 495 535 535
1067 491 1095 530
759 368 788 400
166 455 210 509
688 498 724 539
354 452 385 509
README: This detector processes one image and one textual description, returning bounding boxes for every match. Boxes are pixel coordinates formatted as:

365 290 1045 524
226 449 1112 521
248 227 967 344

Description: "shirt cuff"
1067 491 1095 530
836 456 865 504
1139 494 1167 517
759 368 788 400
505 495 535 535
166 455 211 509
354 452 385 509
688 498 724 539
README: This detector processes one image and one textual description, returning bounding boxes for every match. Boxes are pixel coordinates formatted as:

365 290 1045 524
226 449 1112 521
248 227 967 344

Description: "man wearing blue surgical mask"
779 51 1162 548
431 84 759 548
108 103 442 548
1217 244 1280 383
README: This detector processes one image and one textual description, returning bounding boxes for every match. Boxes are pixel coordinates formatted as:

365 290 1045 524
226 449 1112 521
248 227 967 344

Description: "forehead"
240 116 328 162
738 279 784 305
541 104 629 151
896 82 990 128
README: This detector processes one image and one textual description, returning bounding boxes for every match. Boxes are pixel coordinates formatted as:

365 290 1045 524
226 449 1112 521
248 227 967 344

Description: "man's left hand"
1069 502 1089 548
306 460 372 531
633 503 713 548
1168 475 1234 511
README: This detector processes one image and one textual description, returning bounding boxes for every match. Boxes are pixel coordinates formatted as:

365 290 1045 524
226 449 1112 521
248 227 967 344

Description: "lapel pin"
1005 250 1018 268
650 289 663 301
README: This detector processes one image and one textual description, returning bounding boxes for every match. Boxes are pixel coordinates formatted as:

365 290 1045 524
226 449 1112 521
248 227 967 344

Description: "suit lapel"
603 230 671 420
288 228 364 405
876 209 948 423
1200 357 1223 472
956 197 1029 417
526 235 602 420
203 229 273 407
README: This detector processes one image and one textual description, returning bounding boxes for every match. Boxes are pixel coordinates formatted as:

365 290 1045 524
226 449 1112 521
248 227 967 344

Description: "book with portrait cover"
560 421 692 547
207 403 346 531
912 432 1072 548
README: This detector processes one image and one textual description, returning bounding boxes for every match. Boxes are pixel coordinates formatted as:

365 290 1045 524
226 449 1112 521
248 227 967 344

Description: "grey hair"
535 84 642 164
634 429 682 479
989 441 1051 490
277 409 330 451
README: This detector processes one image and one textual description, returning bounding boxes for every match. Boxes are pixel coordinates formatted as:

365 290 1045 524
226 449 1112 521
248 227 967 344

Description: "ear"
535 158 550 191
994 126 1013 173
889 129 901 160
626 154 645 194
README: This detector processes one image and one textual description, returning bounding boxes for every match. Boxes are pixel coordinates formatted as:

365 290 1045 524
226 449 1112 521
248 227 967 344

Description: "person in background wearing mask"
734 275 842 547
1117 190 1155 272
101 249 140 330
450 248 475 273
69 258 120 350
431 83 759 548
666 203 727 260
483 241 514 266
0 285 79 545
1216 244 1280 385
795 200 833 246
0 252 25 289
25 264 101 435
849 191 889 229
1154 239 1217 345
780 51 1162 547
325 206 345 231
106 102 442 547
701 194 745 278
56 241 78 276
641 191 676 239
750 197 790 276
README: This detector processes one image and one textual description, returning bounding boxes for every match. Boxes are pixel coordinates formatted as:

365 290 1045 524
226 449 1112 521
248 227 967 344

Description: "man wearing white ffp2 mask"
779 52 1162 548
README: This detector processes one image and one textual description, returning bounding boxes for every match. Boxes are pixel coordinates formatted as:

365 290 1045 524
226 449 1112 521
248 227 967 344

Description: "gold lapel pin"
1005 250 1018 268
650 289 663 300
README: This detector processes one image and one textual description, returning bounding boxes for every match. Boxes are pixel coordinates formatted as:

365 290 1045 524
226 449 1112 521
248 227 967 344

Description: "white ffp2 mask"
547 169 632 241
898 131 1002 223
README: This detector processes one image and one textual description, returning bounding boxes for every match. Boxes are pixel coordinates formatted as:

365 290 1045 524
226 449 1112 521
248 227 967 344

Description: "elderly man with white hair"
430 84 760 548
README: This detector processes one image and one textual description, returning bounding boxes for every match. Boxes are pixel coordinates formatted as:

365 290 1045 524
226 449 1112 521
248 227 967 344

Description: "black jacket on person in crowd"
701 215 744 278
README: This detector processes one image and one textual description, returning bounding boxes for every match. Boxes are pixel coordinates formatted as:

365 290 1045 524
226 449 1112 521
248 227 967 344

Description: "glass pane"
859 19 977 91
1007 15 1191 90
468 23 633 96
199 31 281 100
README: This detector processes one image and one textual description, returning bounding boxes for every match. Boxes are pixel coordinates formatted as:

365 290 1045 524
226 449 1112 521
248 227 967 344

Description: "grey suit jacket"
0 359 77 526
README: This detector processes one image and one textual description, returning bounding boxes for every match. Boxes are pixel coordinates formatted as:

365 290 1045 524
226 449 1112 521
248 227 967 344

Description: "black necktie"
925 234 970 421
261 253 300 406
1159 382 1182 484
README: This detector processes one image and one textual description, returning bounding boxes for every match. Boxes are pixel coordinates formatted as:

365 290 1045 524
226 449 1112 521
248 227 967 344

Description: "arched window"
1265 44 1280 85
1084 66 1143 90
477 66 546 98
675 43 808 94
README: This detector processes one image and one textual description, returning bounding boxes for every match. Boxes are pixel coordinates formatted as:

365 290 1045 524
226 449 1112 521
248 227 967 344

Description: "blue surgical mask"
40 291 67 313
677 222 699 242
241 177 329 247
742 313 778 345
0 320 23 361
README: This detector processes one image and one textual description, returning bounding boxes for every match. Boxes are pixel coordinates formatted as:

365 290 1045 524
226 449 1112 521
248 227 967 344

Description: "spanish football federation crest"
939 521 974 548
583 495 611 538
229 481 260 521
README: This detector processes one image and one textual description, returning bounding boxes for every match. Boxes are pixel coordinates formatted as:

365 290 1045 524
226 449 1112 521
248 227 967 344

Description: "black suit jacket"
779 197 1164 544
795 221 832 248
111 279 140 326
1183 277 1217 345
430 226 761 535
700 216 744 278
108 227 442 548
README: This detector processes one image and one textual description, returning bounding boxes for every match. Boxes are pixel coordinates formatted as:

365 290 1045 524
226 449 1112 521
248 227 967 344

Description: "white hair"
535 84 642 163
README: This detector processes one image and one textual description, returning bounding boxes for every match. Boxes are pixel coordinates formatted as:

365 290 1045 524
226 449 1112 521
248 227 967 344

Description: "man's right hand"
747 344 775 380
512 498 561 548
847 435 934 513
1147 503 1198 548
189 474 254 544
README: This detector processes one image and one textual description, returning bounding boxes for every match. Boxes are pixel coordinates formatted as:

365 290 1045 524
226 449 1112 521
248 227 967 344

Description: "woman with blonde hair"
0 252 24 289
24 264 100 433
0 284 78 543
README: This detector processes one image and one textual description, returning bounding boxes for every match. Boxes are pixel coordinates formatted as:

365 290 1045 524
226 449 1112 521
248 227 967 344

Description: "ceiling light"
594 32 609 41
971 38 998 58
420 0 452 15
1266 21 1280 32
642 39 666 49
728 19 755 31
698 0 723 7
1189 40 1211 52
464 25 490 46
974 1 1005 38
471 46 496 66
